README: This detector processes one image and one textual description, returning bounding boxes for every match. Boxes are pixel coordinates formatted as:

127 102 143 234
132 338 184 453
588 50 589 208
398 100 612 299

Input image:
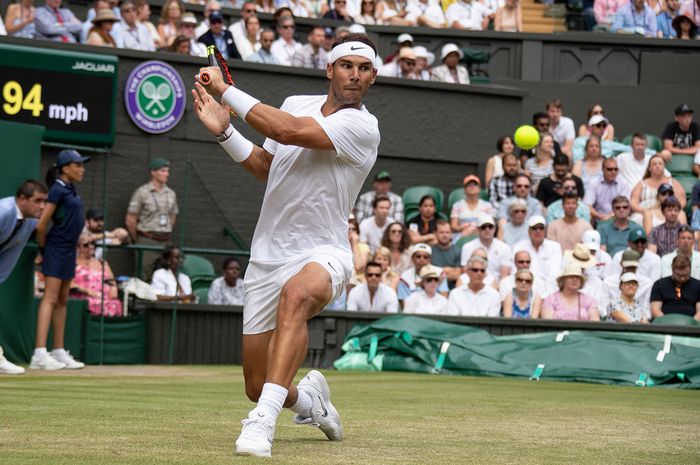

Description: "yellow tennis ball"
514 125 540 150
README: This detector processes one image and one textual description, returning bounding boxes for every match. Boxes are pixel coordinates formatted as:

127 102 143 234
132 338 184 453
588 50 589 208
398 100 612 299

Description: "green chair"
674 174 698 198
194 287 209 305
191 277 214 292
479 188 489 201
621 134 663 152
667 155 695 176
652 314 699 326
455 235 476 249
402 186 446 219
448 188 466 213
181 254 216 281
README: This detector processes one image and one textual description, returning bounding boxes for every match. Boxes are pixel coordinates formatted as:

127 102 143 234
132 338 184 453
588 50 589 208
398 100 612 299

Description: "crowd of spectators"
332 100 700 322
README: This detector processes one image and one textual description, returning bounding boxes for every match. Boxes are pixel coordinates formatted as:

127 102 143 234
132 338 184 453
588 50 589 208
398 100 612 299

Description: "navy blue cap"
56 149 90 167
209 10 223 22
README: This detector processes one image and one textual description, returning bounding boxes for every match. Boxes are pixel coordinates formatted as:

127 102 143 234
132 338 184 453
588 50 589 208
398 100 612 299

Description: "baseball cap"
209 10 223 22
374 171 391 181
675 103 694 115
56 149 90 167
418 264 440 280
581 230 601 252
628 228 647 242
149 158 170 170
528 215 546 228
463 174 480 186
86 208 104 220
348 23 366 34
477 214 495 228
397 33 413 44
621 250 641 267
658 183 674 195
620 272 638 284
588 114 608 126
409 243 432 257
324 27 334 37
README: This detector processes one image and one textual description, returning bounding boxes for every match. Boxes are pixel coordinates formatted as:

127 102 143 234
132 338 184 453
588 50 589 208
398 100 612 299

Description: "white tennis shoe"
235 409 275 457
29 354 65 371
293 370 343 441
0 356 25 374
50 350 85 369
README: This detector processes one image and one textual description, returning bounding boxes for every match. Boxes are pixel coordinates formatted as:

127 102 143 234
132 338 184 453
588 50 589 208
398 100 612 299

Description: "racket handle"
199 72 212 85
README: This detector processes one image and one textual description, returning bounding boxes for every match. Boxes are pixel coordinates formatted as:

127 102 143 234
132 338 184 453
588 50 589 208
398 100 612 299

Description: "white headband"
328 41 377 68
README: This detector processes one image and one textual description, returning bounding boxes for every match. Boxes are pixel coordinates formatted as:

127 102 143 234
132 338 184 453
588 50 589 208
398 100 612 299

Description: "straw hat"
93 8 119 24
556 264 585 288
563 244 597 269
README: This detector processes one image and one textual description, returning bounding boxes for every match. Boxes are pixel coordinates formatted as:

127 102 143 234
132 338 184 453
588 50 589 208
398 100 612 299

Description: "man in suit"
0 180 48 374
197 10 240 60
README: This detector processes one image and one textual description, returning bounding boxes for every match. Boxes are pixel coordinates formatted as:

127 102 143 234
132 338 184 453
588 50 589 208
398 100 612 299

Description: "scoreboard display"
0 43 117 146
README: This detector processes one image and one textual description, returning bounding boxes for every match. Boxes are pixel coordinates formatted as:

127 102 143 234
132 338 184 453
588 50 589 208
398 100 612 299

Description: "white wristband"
221 86 260 122
218 124 253 163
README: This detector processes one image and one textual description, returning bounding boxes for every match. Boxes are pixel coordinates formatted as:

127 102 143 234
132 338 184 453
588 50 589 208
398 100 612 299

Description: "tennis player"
191 33 380 457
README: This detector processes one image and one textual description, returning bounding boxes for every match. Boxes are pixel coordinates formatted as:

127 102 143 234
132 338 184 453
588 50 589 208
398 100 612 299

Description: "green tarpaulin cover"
334 315 700 388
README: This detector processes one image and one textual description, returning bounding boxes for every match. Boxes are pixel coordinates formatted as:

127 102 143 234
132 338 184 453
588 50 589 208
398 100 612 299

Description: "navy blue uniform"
42 179 84 280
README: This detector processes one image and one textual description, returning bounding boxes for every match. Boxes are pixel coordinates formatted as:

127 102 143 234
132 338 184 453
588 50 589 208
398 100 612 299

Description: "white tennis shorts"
242 246 352 334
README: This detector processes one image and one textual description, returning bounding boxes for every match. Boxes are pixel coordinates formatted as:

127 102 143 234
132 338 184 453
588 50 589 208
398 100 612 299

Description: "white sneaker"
293 370 343 441
50 350 85 369
0 356 25 374
29 354 66 370
235 409 275 457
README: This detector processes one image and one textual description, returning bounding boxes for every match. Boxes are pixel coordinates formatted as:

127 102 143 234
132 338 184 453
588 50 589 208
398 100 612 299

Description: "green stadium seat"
194 287 208 305
674 174 698 199
448 188 466 213
652 314 699 326
455 235 476 249
667 155 695 175
181 254 216 281
621 134 663 152
479 188 489 201
402 186 446 220
191 277 214 292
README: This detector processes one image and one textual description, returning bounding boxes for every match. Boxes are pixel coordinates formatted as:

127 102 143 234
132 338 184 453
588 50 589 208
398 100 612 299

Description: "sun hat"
440 43 464 61
93 8 119 24
413 45 435 66
556 263 586 287
564 244 597 269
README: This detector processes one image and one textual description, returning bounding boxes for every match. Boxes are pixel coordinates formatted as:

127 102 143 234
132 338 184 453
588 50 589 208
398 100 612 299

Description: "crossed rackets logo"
138 76 174 118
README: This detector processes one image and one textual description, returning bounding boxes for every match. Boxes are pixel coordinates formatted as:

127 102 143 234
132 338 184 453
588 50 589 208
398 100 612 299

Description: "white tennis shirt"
254 95 380 266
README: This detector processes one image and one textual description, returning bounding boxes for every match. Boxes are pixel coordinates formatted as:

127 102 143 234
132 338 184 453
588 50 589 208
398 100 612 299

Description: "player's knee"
279 285 312 316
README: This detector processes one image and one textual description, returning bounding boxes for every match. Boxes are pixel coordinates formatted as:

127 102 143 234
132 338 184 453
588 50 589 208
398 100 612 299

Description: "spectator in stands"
113 0 155 51
34 150 91 371
499 250 555 303
125 159 179 279
651 255 700 320
136 0 160 48
348 217 370 285
198 10 241 59
460 215 512 285
455 247 496 289
604 248 653 305
151 245 195 303
643 184 688 235
406 195 438 245
431 43 470 85
564 242 609 316
657 0 681 38
398 243 449 303
406 0 446 27
380 222 412 274
503 269 539 318
631 154 686 224
355 0 380 24
168 34 191 54
381 32 412 64
661 226 700 278
270 14 300 65
585 158 630 224
347 261 399 312
246 28 279 64
594 0 627 30
431 220 462 288
376 0 413 25
356 171 403 223
82 208 128 260
447 255 501 317
524 133 555 193
597 196 643 256
4 0 36 38
649 196 685 256
413 46 435 80
360 196 391 253
617 133 664 193
379 47 419 79
80 0 109 43
609 230 662 280
498 199 529 245
611 0 658 36
208 257 245 305
279 0 313 18
489 154 519 211
35 0 82 43
196 1 223 37
403 265 449 314
547 99 575 159
680 0 700 23
545 178 591 224
539 264 599 321
451 174 496 240
514 215 562 283
572 117 615 164
692 180 700 245
306 0 330 17
292 26 328 69
446 0 490 30
547 191 592 252
660 104 700 174
572 136 603 194
158 0 185 47
234 14 261 60
172 14 203 56
256 0 277 14
577 104 616 141
494 0 522 31
373 246 400 290
536 154 584 208
520 112 564 165
582 229 612 278
87 9 118 47
486 136 517 187
72 233 122 317
323 0 354 21
607 273 649 323
672 12 699 38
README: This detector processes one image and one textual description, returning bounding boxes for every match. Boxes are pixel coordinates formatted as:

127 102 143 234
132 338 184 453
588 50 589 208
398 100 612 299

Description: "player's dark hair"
497 135 514 153
372 195 390 209
332 33 377 56
222 257 240 270
16 179 47 198
532 112 548 125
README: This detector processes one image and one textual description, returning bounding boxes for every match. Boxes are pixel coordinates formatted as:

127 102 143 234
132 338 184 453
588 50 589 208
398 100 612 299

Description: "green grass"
1 366 699 464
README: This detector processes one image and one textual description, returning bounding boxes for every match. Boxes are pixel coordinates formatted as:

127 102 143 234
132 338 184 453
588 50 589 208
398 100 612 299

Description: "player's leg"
242 330 301 406
31 277 66 370
49 280 85 369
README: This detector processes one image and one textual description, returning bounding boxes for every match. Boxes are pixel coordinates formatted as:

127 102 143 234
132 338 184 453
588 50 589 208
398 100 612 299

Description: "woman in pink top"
539 264 599 321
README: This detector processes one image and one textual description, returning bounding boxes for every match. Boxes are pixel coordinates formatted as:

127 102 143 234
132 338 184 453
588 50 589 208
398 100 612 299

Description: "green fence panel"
83 314 147 364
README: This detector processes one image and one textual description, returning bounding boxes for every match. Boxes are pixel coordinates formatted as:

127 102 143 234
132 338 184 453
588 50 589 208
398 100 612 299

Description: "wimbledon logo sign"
124 61 185 134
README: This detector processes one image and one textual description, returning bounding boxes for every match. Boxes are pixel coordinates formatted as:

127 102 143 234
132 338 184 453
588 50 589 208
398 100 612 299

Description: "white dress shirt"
447 284 501 317
460 238 512 280
403 291 449 315
513 239 563 283
151 268 192 297
346 283 399 312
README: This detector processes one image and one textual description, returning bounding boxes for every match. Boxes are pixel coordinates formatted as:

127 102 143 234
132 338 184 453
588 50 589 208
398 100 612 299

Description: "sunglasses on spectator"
632 239 647 245
660 191 673 196
403 60 416 66
469 268 486 273
614 205 629 210
516 259 531 264
563 186 576 191
594 122 608 128
423 277 439 283
512 210 526 214
530 225 545 231
390 229 403 234
366 273 382 278
414 254 430 260
479 224 495 230
516 278 532 284
281 24 295 29
244 8 257 13
515 184 530 189
605 167 618 171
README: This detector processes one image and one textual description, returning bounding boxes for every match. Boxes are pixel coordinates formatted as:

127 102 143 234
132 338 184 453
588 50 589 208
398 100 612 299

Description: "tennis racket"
199 45 235 87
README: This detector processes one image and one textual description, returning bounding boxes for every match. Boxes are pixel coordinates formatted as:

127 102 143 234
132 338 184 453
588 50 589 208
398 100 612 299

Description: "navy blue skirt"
42 243 77 281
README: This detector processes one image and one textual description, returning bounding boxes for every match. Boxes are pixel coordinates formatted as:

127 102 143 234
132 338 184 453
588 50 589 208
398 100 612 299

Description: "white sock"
289 387 313 419
256 383 288 422
52 348 66 356
34 348 48 358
